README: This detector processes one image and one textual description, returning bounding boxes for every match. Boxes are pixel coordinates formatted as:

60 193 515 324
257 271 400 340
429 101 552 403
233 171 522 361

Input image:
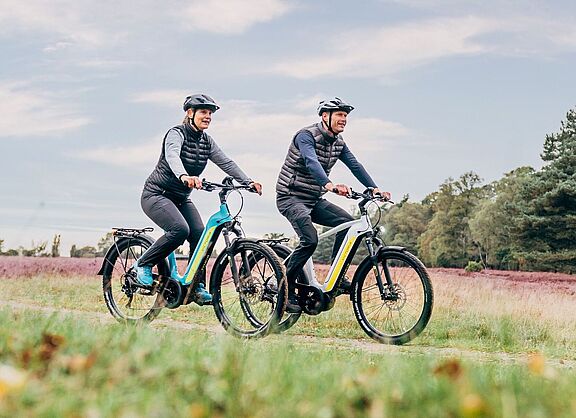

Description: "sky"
0 0 575 255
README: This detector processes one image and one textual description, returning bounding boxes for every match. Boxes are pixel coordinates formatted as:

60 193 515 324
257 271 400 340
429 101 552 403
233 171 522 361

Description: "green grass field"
1 270 575 417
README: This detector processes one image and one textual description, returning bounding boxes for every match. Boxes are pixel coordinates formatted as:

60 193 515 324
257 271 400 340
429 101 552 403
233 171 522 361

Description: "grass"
1 307 576 417
2 270 575 359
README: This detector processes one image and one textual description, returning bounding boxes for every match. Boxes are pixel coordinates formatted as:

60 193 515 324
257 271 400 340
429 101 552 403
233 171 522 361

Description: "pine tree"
514 108 576 271
520 108 576 251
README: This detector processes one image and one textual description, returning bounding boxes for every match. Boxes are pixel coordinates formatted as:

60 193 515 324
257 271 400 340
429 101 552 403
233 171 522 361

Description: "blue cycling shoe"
132 261 154 286
193 283 212 305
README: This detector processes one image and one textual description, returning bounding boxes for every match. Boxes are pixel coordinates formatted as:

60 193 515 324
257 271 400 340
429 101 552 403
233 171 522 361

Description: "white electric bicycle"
254 188 433 345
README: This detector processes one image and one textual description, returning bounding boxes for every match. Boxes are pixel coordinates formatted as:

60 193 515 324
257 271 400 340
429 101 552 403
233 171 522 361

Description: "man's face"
323 111 348 134
189 108 212 130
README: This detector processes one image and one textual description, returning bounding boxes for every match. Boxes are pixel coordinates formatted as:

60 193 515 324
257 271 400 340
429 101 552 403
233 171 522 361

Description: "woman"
133 93 262 305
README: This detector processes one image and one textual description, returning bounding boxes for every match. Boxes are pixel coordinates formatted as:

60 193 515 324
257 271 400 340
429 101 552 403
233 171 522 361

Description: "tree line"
377 108 576 272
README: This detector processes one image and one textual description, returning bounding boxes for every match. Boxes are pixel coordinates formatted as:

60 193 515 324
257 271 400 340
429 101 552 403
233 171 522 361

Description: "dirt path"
4 301 575 370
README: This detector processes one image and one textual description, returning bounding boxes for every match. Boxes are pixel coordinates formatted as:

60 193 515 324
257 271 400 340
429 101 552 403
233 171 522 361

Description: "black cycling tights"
138 192 206 286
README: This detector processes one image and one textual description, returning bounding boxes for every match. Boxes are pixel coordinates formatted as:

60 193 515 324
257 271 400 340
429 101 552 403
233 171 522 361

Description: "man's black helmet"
183 94 220 112
317 97 354 116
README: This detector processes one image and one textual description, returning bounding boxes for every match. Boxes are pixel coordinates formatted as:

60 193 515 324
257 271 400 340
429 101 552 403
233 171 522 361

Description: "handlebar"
182 176 259 194
331 187 393 204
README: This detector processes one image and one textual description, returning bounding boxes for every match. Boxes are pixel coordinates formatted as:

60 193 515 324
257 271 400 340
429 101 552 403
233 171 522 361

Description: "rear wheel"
101 236 168 323
211 241 287 339
352 249 433 345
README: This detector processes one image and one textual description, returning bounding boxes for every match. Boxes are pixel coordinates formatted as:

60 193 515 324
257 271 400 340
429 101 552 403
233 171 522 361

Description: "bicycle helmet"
183 94 220 112
317 97 354 116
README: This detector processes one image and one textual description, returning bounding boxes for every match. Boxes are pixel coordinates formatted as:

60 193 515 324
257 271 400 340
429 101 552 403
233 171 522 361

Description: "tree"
520 108 576 250
51 234 61 258
97 232 114 257
469 167 534 268
418 172 488 267
263 232 286 240
381 200 432 256
70 245 98 258
512 108 576 271
20 241 49 257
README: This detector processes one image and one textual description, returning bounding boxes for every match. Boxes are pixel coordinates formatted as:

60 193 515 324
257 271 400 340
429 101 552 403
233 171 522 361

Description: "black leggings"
277 197 354 287
138 192 206 285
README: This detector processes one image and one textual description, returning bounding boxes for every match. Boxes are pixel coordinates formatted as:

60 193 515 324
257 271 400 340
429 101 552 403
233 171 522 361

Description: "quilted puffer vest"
276 123 345 200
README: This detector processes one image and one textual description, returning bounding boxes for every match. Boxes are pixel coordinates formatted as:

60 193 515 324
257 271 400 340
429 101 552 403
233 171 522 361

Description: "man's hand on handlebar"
325 182 351 197
180 175 202 189
372 188 391 201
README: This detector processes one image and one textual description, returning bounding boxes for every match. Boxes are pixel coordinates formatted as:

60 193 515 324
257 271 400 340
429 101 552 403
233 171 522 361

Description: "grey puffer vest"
144 124 211 201
276 123 345 200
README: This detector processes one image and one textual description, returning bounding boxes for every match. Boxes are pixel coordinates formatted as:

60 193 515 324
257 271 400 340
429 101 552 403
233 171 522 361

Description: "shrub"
465 261 483 273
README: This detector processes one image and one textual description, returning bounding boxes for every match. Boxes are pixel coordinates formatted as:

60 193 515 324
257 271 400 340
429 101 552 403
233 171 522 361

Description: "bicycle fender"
96 234 156 275
266 242 292 259
209 237 259 268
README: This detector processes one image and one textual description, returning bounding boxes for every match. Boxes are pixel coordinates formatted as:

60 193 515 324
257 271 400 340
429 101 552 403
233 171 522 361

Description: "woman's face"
189 108 212 130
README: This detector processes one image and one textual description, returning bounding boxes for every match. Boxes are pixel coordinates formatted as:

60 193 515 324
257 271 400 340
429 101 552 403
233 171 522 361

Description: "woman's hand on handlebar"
180 175 202 189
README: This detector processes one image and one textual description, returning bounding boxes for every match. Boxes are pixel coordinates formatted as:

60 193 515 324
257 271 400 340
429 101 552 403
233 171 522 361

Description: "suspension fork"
222 228 252 291
366 238 394 298
223 229 240 289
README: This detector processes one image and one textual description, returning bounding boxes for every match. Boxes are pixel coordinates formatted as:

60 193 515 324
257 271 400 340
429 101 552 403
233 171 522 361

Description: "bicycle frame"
289 209 377 293
165 202 233 286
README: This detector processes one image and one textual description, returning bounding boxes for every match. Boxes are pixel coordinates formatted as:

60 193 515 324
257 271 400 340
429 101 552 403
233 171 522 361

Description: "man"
276 97 390 313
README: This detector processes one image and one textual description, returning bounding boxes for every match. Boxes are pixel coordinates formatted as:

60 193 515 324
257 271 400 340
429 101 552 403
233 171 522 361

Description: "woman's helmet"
317 97 354 116
183 94 220 112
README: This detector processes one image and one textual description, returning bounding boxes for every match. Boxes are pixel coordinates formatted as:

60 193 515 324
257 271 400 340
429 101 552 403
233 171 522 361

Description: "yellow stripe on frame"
324 237 356 291
184 226 216 284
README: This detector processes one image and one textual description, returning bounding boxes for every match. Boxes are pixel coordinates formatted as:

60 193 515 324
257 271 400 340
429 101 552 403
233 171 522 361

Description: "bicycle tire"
240 243 301 333
352 249 433 345
210 240 287 339
101 235 168 324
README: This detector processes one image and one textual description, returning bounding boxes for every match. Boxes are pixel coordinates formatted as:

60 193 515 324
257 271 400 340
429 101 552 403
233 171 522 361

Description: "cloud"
269 16 494 79
130 90 185 108
181 0 295 34
267 15 576 79
0 1 112 47
72 97 410 171
71 135 161 167
0 82 91 138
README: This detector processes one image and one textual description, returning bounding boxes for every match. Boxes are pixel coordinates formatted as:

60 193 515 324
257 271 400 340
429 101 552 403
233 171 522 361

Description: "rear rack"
112 227 154 237
258 237 290 244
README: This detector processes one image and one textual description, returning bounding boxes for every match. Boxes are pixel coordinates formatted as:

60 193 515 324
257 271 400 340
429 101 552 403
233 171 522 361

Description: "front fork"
222 227 251 291
366 237 396 300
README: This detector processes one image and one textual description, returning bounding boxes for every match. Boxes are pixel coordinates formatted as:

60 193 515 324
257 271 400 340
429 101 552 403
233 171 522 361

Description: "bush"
465 261 483 273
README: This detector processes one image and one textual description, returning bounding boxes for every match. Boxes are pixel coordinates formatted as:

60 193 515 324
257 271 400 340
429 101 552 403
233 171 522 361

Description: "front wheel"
352 249 433 345
241 243 301 334
101 236 168 323
211 241 287 339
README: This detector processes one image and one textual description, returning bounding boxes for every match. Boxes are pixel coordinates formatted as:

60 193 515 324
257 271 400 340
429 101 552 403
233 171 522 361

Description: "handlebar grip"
181 178 190 188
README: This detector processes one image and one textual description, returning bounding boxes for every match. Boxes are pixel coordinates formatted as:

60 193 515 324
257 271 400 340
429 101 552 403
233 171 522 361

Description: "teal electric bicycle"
98 177 287 339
